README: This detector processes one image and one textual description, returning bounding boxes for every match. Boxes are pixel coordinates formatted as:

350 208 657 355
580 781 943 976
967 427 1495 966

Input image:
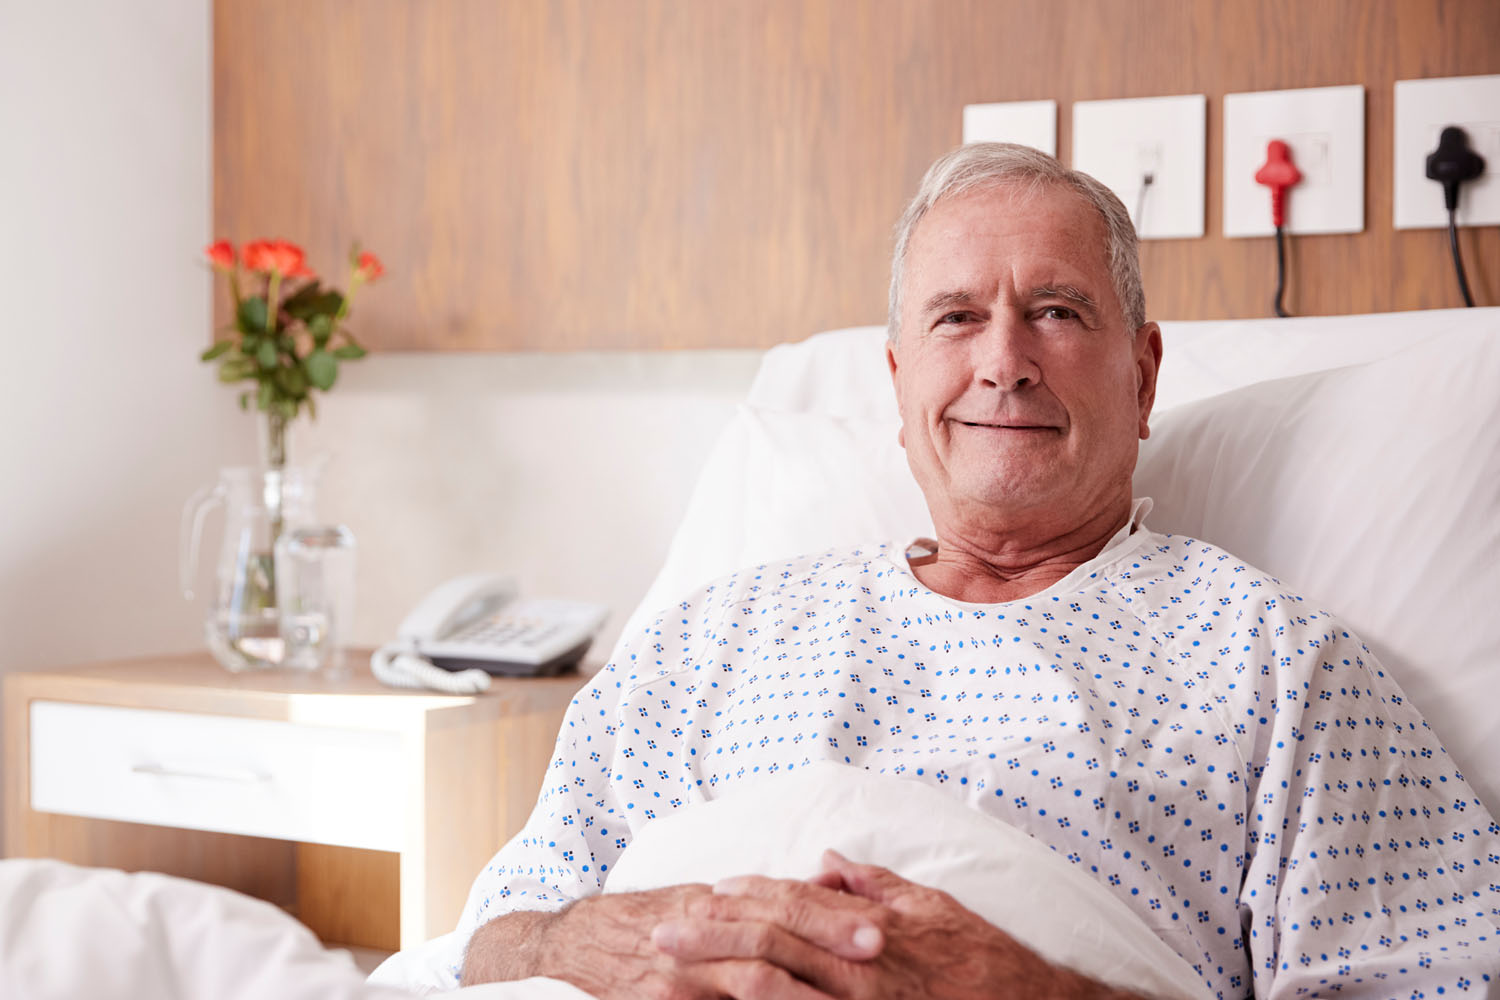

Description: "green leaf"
257 380 274 411
237 296 269 332
217 357 255 382
309 313 333 347
275 364 308 397
305 349 338 391
255 339 278 370
200 340 234 362
284 286 343 322
275 398 297 420
279 281 322 314
333 343 367 360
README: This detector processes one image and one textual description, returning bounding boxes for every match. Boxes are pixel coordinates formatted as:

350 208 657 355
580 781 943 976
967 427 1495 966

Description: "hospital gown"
452 517 1500 998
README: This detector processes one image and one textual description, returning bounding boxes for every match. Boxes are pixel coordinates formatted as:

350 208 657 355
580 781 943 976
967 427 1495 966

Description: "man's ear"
1133 322 1163 440
886 340 906 448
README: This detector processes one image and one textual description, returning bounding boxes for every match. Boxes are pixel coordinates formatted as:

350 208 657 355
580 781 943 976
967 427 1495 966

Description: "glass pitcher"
180 466 320 671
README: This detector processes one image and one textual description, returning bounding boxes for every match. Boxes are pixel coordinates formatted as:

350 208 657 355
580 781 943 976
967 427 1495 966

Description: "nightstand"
1 653 584 951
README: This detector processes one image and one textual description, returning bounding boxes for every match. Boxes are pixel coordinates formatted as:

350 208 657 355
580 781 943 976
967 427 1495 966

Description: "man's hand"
652 850 1142 999
460 881 882 1000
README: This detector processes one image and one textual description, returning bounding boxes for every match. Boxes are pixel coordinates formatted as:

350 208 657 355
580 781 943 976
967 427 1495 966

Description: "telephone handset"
370 573 608 693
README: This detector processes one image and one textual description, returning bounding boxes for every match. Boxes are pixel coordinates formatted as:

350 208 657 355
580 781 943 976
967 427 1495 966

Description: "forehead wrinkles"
904 188 1117 322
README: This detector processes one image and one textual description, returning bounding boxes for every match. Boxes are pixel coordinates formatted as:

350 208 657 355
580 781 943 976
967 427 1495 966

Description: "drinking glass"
274 525 357 676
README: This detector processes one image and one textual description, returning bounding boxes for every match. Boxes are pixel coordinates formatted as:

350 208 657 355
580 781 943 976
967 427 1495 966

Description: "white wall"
0 0 240 675
290 350 759 665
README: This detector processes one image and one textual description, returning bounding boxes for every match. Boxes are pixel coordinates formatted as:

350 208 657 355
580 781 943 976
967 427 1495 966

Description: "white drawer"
30 701 404 851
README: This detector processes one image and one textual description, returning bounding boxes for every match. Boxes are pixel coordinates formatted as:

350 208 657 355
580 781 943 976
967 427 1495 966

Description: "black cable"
1134 173 1154 232
1448 207 1476 308
1273 225 1289 318
1426 127 1484 307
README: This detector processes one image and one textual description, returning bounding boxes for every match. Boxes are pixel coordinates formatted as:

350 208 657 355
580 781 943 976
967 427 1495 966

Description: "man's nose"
974 320 1042 391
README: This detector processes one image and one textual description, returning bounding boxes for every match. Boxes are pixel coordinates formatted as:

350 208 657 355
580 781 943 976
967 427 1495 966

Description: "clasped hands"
485 848 1120 1000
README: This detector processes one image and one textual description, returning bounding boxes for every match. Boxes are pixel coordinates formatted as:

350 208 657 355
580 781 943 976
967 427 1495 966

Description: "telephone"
370 573 608 693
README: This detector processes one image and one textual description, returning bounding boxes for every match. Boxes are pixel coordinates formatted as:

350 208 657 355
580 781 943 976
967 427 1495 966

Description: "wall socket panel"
1223 85 1365 238
1071 94 1205 239
1394 75 1500 229
962 100 1057 155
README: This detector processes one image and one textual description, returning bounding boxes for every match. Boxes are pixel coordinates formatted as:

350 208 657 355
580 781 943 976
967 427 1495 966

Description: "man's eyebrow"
920 289 981 315
1029 284 1099 312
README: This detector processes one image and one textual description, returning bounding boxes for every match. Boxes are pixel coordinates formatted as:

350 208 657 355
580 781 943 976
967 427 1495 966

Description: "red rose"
205 240 235 271
355 251 384 282
243 239 313 278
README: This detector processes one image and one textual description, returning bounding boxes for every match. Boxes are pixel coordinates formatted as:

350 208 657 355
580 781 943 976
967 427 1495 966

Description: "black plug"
1425 126 1485 212
1426 126 1486 308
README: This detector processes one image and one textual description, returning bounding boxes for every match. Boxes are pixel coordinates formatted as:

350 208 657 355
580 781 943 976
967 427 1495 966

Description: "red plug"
1254 140 1303 228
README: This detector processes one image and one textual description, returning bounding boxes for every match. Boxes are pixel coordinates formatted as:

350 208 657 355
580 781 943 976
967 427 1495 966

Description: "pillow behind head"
1135 323 1500 809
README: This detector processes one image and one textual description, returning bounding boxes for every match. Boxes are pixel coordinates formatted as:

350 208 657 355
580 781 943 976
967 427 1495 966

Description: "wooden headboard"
214 0 1500 350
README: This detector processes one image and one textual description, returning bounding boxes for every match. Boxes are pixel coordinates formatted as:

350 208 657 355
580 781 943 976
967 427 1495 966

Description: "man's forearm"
460 909 565 987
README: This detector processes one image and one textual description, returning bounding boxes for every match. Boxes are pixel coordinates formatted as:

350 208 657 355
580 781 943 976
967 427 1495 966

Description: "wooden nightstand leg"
296 842 400 951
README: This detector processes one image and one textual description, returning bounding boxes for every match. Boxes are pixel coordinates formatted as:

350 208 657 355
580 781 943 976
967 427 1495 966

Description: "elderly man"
453 144 1500 998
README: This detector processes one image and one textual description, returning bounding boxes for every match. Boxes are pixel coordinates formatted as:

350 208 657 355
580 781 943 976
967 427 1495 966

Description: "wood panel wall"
214 0 1500 351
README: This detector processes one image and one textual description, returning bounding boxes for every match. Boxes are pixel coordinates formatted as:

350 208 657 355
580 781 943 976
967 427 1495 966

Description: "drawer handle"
130 762 271 784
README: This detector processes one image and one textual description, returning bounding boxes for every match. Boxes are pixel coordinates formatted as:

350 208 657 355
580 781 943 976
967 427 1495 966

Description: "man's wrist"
459 907 567 986
1055 964 1146 1000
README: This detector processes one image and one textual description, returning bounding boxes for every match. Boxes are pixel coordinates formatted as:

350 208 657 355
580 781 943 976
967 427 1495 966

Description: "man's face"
888 182 1161 532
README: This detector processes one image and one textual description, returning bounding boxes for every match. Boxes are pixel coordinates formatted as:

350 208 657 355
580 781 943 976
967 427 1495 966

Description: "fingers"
691 957 839 1000
816 849 910 905
804 869 847 891
685 876 885 960
653 917 848 988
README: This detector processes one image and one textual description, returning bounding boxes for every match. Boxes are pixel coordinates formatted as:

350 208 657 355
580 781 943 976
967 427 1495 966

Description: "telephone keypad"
452 614 560 649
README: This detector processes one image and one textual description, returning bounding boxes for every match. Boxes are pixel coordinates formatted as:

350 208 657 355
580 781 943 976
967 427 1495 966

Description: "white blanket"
0 859 554 1000
0 859 407 1000
378 763 1210 999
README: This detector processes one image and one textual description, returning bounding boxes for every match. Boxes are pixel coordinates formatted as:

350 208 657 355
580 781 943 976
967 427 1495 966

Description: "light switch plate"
1394 75 1500 229
1223 85 1365 237
1071 94 1205 240
962 100 1057 156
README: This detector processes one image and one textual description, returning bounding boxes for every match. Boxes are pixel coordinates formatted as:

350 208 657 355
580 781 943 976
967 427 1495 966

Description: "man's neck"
911 500 1134 604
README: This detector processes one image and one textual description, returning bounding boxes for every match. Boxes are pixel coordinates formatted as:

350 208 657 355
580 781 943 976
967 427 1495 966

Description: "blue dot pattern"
452 528 1500 997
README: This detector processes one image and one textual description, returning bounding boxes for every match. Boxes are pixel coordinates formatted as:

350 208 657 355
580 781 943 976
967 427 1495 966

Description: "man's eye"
938 311 972 325
1041 306 1079 321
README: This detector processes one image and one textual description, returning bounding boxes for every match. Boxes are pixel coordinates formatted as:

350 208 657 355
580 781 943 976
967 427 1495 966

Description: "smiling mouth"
955 420 1059 432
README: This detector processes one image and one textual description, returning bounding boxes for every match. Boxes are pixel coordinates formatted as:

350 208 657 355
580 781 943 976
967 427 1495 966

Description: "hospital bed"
3 306 1498 999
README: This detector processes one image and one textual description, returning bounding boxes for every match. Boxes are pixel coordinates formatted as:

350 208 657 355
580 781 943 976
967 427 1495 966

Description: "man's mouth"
953 420 1059 432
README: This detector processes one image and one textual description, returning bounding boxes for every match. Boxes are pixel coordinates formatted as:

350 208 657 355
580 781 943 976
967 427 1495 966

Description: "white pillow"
1148 307 1495 412
625 407 931 640
607 762 1209 1000
1135 321 1500 808
378 767 1210 999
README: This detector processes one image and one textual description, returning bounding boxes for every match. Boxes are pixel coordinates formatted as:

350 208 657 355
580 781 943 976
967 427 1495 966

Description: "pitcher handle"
180 482 226 600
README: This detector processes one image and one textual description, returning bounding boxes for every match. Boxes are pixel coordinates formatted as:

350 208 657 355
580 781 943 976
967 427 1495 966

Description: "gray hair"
887 142 1145 339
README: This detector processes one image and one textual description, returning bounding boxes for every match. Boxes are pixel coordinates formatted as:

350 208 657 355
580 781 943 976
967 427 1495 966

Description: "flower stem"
265 271 282 336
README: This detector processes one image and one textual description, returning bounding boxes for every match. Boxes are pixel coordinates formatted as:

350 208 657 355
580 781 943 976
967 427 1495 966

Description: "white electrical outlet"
1223 85 1365 238
1071 94 1205 240
1394 75 1500 229
962 100 1057 155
